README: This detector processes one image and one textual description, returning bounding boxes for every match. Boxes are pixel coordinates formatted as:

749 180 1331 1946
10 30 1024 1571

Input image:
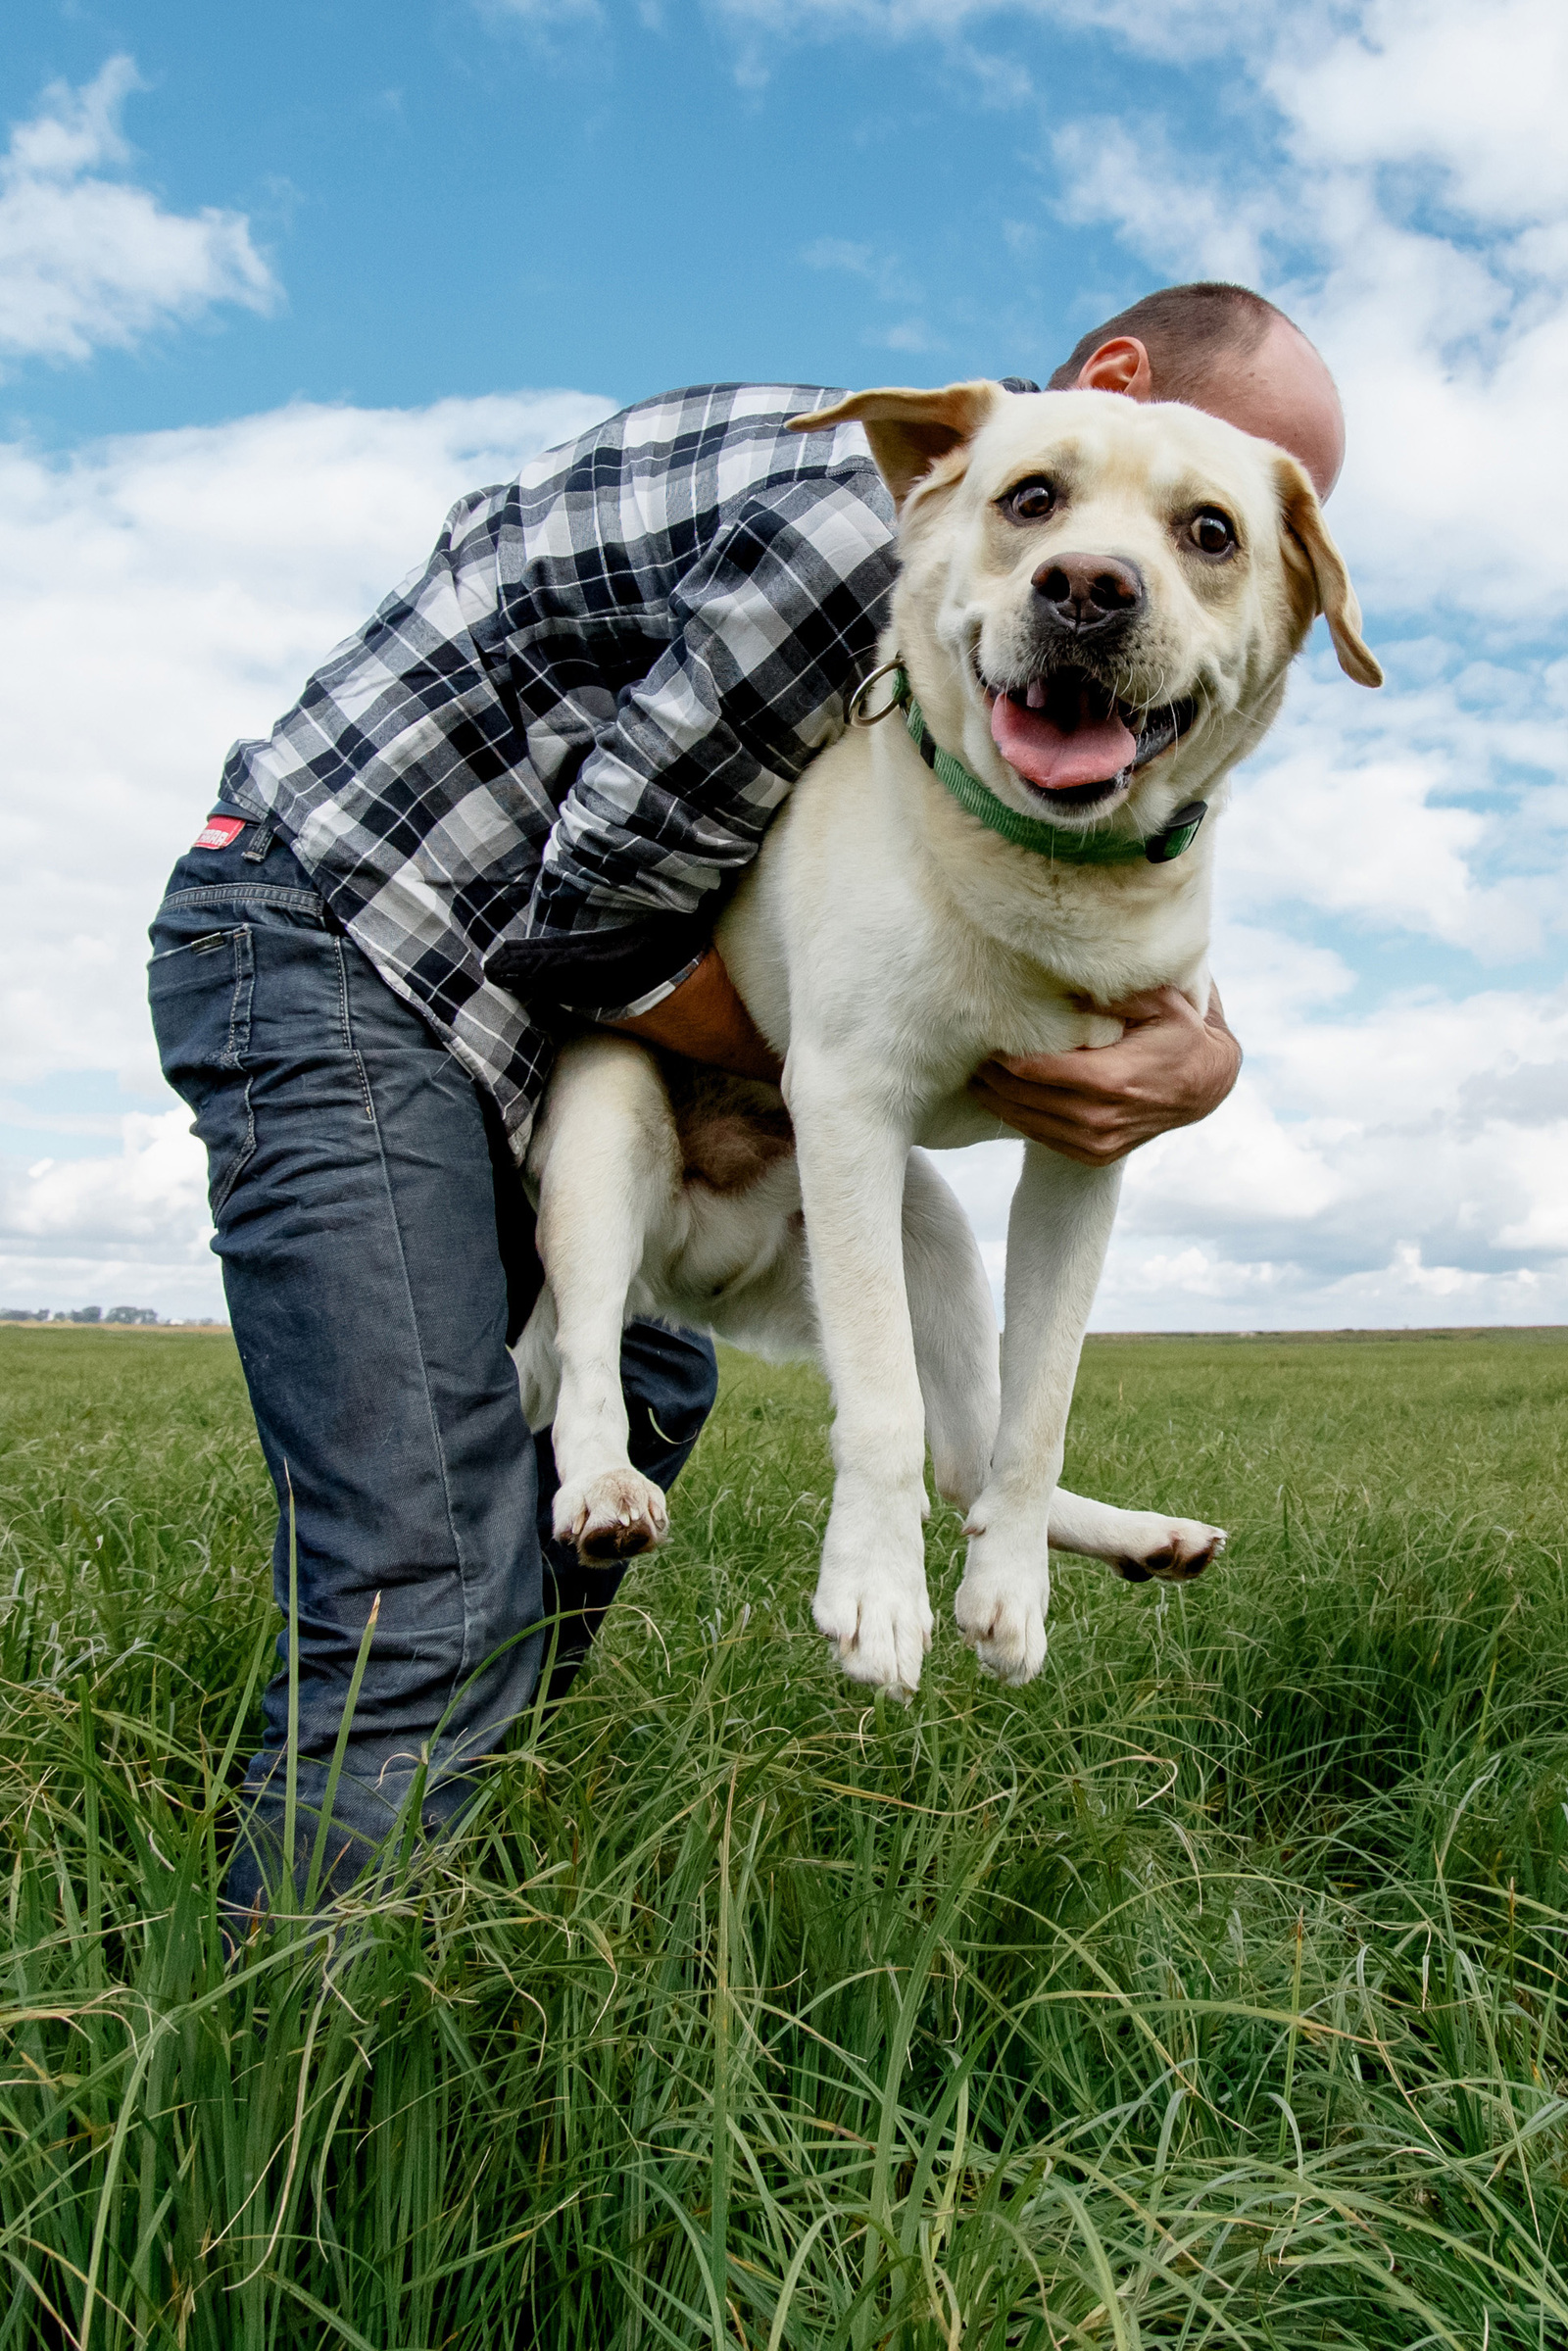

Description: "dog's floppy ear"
788 381 1003 511
1274 454 1383 688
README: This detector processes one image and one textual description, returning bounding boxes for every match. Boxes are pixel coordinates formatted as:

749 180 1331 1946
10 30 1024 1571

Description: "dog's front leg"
789 1055 931 1696
956 1144 1122 1684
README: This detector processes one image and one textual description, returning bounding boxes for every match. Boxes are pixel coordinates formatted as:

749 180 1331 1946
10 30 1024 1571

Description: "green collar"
892 668 1206 867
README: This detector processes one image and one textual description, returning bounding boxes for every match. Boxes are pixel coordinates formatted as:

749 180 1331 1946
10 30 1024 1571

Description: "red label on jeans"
192 814 246 850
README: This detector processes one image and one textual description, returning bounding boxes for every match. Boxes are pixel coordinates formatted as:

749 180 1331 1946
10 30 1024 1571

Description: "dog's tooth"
1026 678 1047 709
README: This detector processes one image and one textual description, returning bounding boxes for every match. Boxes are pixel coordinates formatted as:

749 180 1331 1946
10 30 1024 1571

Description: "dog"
514 381 1381 1696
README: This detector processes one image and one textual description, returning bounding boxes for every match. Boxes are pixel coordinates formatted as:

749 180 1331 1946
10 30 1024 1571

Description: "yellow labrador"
515 382 1381 1695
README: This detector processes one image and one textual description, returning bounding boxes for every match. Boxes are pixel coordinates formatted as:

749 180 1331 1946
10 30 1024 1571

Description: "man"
150 281 1345 1913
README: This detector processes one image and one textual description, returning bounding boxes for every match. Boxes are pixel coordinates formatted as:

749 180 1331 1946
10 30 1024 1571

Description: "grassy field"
3 1322 1568 2348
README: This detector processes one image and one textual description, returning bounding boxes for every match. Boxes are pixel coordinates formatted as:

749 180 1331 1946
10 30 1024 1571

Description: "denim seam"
332 933 376 1124
209 1083 257 1216
211 928 258 1212
345 948 477 1716
159 883 325 915
221 927 255 1067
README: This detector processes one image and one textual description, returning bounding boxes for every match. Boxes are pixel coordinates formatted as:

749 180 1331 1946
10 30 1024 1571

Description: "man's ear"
1274 454 1383 688
788 381 1004 511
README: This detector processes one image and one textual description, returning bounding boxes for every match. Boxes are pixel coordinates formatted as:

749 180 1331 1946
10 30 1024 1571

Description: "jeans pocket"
148 925 258 1214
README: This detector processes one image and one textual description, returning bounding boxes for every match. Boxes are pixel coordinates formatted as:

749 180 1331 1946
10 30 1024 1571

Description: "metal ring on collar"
847 658 906 727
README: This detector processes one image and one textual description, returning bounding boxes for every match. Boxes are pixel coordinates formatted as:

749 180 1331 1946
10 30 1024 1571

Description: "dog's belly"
629 1074 1005 1356
633 1083 818 1357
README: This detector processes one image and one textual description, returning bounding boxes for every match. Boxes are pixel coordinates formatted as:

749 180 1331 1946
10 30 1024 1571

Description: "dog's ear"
788 381 1003 511
1274 455 1383 688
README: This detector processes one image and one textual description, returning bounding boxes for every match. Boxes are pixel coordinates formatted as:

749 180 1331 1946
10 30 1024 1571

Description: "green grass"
4 1322 1568 2348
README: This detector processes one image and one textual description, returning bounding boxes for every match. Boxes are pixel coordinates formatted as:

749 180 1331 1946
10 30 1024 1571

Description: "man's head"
1048 283 1345 501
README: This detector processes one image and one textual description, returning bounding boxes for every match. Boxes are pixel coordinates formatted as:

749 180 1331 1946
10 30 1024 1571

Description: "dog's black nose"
1032 553 1145 635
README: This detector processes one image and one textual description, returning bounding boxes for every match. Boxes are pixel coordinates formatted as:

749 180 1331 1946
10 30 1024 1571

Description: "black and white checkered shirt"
220 380 906 1153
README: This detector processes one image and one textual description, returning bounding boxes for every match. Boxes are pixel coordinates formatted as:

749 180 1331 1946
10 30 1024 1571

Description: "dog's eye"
1189 508 1237 559
1003 477 1056 523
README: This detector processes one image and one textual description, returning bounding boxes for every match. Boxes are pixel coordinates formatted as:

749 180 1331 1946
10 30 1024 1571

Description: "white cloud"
1272 0 1568 223
749 5 1568 638
3 1110 205 1249
0 388 612 1099
0 57 279 368
1053 122 1270 285
1094 958 1568 1325
1039 10 1568 639
939 938 1568 1333
0 388 612 1312
942 948 1568 1332
1216 668 1556 962
0 1110 217 1319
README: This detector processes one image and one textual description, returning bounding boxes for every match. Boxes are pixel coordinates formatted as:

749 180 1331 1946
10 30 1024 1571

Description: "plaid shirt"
220 380 906 1153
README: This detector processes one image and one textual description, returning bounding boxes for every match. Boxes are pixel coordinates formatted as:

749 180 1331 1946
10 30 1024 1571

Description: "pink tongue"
990 688 1137 792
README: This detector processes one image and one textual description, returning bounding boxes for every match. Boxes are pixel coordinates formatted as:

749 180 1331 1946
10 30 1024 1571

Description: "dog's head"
791 382 1381 836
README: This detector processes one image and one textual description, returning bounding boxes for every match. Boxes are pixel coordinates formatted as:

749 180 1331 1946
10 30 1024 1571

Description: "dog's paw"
553 1467 668 1563
954 1553 1051 1686
812 1567 933 1698
1112 1517 1227 1585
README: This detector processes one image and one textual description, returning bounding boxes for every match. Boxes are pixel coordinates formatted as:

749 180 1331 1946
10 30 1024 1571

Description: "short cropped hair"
1048 282 1290 402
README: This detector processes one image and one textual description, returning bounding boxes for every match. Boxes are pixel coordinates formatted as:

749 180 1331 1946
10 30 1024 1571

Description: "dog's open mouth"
982 665 1195 809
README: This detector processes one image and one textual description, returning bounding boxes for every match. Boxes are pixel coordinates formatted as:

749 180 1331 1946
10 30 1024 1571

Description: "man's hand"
969 986 1242 1166
607 948 783 1083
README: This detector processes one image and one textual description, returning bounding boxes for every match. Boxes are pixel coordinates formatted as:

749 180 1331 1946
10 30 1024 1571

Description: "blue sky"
2 0 1566 1325
6 0 1231 442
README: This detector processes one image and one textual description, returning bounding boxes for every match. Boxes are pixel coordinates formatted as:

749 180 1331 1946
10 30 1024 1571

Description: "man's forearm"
607 964 1241 1164
607 950 783 1083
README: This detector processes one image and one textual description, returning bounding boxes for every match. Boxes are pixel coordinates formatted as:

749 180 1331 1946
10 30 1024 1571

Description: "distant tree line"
0 1306 163 1324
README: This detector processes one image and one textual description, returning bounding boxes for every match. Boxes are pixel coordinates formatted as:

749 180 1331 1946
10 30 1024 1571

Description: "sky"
1 0 1565 1329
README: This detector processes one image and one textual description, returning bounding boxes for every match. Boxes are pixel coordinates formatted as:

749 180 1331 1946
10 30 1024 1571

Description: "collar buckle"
1145 802 1207 863
847 658 908 727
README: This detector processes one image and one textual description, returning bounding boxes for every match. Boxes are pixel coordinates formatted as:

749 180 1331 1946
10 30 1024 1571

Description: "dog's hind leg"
902 1150 999 1513
526 1035 681 1563
1047 1489 1226 1584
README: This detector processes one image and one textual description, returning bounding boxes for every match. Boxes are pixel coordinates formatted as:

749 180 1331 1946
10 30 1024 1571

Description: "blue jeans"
148 815 716 1911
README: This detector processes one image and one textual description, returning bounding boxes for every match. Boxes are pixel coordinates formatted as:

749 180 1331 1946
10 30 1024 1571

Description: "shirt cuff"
567 954 705 1024
481 912 710 1012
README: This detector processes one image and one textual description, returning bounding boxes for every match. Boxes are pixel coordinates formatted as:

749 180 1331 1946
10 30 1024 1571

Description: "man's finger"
978 1048 1155 1100
1096 984 1195 1022
969 1073 1137 1148
972 1067 1089 1110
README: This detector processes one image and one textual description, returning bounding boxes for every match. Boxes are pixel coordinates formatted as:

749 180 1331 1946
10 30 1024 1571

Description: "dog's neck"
870 699 1219 1007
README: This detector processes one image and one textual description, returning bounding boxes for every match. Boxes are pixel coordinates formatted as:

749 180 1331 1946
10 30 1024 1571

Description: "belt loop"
242 818 278 865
